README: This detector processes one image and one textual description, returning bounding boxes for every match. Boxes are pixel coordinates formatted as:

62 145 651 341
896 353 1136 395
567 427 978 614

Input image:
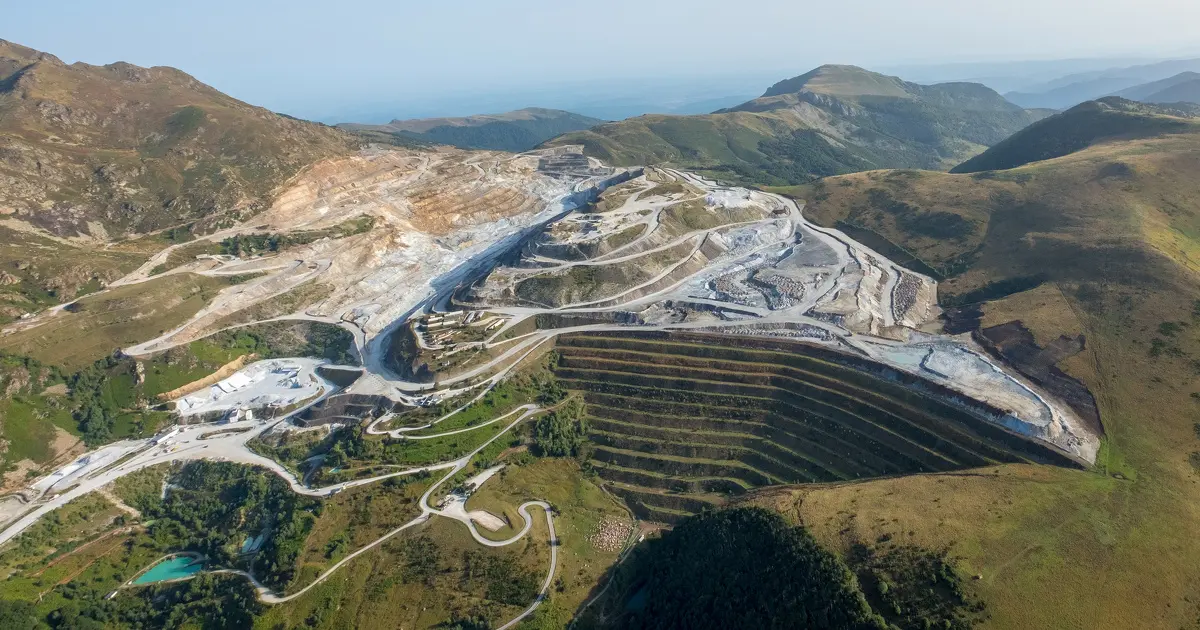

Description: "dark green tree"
620 508 886 630
0 600 44 630
532 398 587 457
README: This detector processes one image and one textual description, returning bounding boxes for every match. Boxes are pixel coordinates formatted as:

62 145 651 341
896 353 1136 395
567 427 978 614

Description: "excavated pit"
119 157 1101 510
554 331 1087 524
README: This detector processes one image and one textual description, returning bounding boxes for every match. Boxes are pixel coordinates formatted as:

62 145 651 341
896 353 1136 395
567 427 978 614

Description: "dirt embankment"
0 427 86 494
973 321 1103 436
155 354 255 401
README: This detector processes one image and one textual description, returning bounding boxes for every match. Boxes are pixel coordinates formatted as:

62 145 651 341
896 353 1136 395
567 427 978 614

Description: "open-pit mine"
0 143 1103 619
127 144 1097 510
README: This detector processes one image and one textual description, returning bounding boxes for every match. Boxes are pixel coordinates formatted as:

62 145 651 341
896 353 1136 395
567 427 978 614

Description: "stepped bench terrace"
553 331 1084 523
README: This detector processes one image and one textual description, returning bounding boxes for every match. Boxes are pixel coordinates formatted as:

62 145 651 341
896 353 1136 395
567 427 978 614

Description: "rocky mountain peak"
0 39 63 65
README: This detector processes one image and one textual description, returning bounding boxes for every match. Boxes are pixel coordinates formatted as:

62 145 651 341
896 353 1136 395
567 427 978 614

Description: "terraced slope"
553 331 1083 523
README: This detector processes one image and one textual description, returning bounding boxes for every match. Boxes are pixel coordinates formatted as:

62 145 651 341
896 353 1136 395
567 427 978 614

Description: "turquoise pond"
133 556 204 584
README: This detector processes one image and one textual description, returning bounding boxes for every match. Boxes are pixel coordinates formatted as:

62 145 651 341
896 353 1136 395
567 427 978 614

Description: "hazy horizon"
8 0 1200 122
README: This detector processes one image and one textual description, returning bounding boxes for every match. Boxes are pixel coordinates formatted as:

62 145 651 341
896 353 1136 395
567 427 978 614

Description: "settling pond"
133 555 205 585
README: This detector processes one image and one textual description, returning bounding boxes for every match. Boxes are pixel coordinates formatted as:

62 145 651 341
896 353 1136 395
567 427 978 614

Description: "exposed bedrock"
296 393 401 428
119 155 1100 474
974 321 1102 436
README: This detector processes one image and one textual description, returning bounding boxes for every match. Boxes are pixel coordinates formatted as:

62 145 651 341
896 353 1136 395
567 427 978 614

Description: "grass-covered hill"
543 65 1045 186
765 129 1200 628
0 39 357 240
951 97 1200 173
340 107 604 152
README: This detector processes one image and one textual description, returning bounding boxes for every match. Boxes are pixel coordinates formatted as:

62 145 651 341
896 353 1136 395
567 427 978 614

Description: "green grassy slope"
761 64 914 98
951 97 1200 173
341 107 604 152
785 131 1200 300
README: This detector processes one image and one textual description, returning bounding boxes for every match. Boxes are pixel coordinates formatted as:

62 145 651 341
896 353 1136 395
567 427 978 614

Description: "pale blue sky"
7 0 1200 122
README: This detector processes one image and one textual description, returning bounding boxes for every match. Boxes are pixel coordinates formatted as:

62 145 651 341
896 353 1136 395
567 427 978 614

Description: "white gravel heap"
174 358 331 417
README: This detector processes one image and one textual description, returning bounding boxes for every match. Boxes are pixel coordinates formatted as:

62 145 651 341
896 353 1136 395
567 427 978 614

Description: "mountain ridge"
1113 71 1200 102
1141 79 1200 105
758 64 915 99
340 107 603 152
546 64 1045 185
1005 58 1200 109
3 36 1200 630
0 39 357 240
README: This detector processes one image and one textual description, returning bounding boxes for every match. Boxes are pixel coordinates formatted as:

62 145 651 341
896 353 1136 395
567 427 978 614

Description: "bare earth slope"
103 146 633 356
0 39 359 323
0 39 356 239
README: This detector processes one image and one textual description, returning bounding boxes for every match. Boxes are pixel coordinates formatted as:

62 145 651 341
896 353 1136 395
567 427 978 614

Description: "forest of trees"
46 574 262 630
594 507 983 630
532 397 588 457
613 507 886 629
150 461 319 590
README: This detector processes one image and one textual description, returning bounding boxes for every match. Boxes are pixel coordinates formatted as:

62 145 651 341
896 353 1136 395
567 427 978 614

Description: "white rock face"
122 146 634 354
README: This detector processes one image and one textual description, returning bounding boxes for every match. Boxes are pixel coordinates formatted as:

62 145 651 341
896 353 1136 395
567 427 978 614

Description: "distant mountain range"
544 64 1046 185
877 57 1163 95
1112 72 1200 105
1005 59 1200 109
338 108 604 152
